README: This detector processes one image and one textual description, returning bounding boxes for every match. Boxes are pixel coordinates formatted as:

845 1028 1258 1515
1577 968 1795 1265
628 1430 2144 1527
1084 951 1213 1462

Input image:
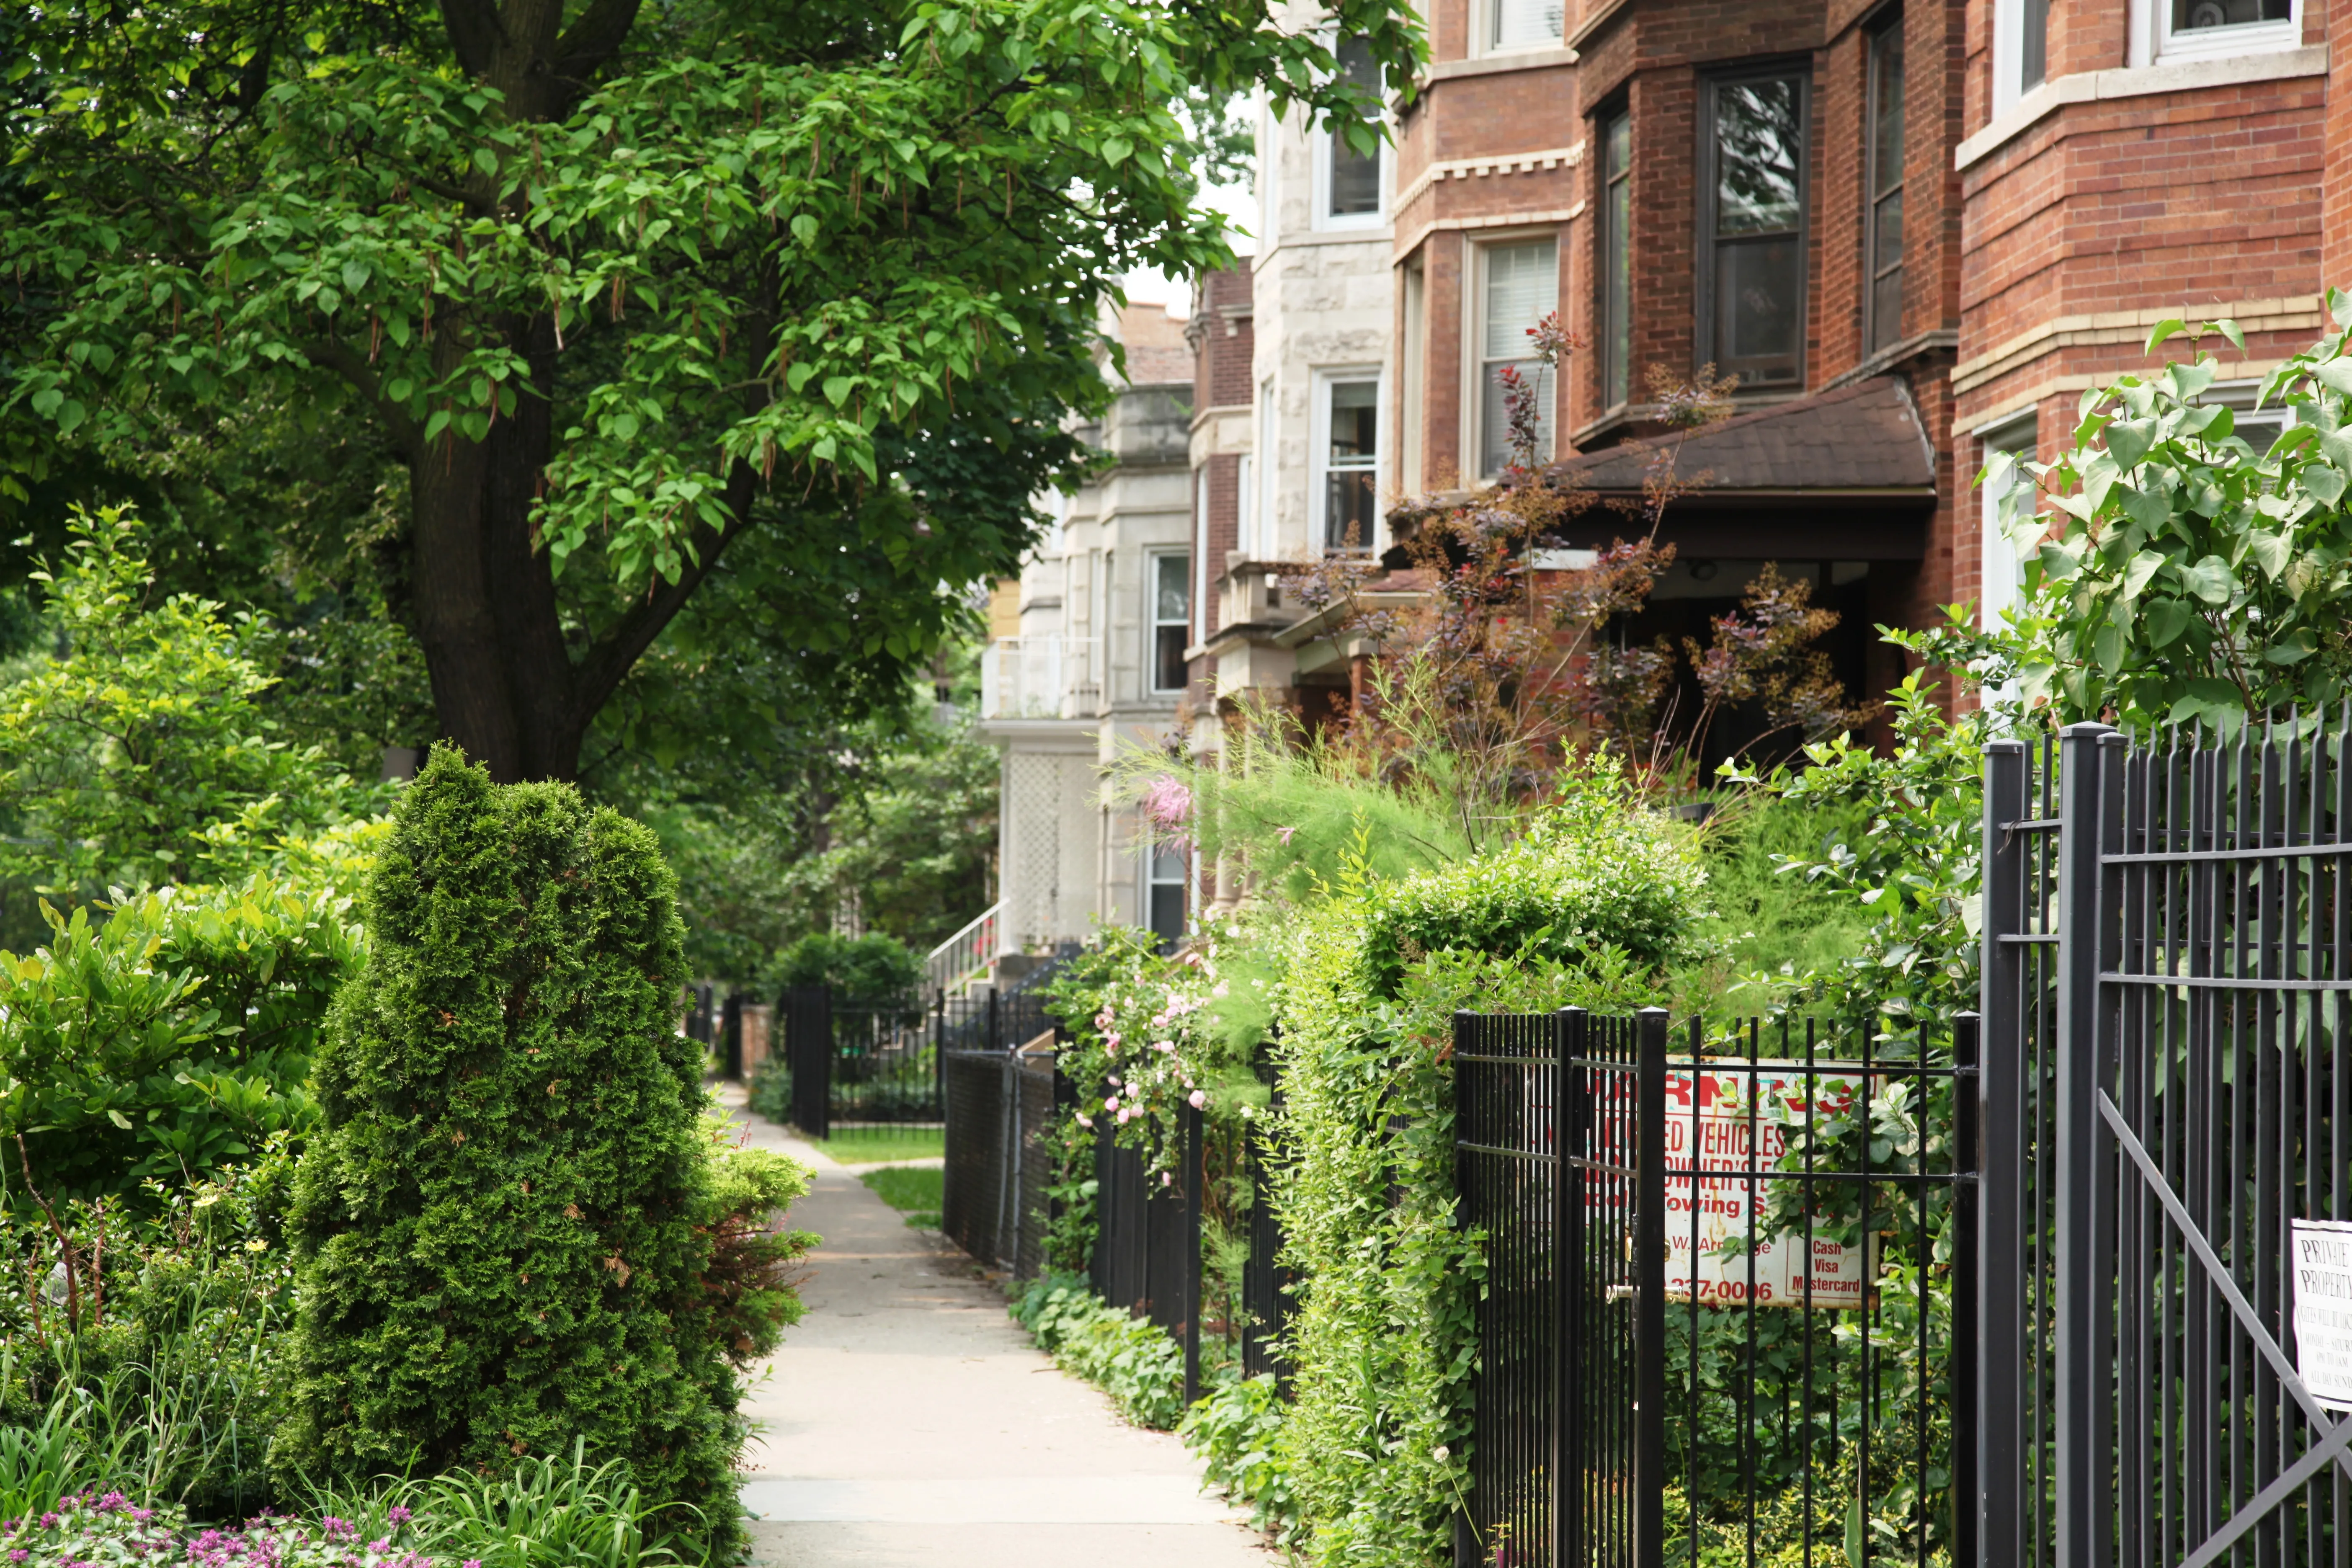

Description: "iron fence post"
1952 1010 1981 1568
1635 1006 1668 1568
1184 1097 1203 1409
1452 1008 1479 1568
1978 740 2026 1568
2053 721 2115 1568
1557 1006 1587 1568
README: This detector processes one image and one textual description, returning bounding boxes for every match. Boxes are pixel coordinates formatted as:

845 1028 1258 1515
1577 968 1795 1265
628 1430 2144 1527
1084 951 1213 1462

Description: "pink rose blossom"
1189 1090 1208 1109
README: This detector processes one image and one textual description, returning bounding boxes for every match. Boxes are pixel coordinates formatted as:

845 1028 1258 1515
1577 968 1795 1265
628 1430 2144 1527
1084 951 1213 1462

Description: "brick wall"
1199 452 1240 640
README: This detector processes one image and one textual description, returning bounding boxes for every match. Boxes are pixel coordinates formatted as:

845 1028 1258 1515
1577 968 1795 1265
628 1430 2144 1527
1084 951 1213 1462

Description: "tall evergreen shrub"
275 749 733 1549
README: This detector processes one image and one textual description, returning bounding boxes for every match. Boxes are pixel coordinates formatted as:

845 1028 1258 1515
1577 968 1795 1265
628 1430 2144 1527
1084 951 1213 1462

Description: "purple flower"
10 1549 27 1561
39 1516 58 1531
384 1508 412 1528
463 1560 482 1568
322 1518 356 1544
370 1540 391 1553
98 1493 127 1514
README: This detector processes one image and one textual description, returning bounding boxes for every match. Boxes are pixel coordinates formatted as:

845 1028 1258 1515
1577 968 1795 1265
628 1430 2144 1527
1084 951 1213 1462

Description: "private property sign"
2292 1218 2352 1410
1657 1062 1871 1309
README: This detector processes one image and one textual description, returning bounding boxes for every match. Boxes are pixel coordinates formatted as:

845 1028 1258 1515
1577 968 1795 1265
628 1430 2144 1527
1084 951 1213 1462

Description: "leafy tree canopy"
2 0 1424 780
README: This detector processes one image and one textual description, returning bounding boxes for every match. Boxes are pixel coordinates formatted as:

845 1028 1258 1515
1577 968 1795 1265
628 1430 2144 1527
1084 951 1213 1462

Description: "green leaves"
1988 319 2352 737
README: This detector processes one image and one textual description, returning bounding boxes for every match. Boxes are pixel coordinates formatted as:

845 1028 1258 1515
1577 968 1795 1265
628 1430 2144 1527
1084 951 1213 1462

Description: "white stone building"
961 38 1400 976
977 304 1197 963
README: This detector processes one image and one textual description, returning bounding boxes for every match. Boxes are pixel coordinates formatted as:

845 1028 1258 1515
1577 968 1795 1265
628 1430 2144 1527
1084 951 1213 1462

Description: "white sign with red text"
1655 1062 1871 1309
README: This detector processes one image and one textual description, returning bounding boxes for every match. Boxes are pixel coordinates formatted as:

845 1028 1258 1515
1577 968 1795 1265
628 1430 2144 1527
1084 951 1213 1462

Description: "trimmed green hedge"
275 748 751 1556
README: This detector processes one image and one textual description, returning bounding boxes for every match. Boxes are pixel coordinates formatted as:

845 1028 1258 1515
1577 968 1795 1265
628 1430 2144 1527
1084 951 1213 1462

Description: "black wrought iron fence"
1240 1076 1295 1387
1093 1102 1204 1404
1982 717 2352 1568
934 1006 1292 1408
941 1043 1062 1278
1452 1006 1975 1568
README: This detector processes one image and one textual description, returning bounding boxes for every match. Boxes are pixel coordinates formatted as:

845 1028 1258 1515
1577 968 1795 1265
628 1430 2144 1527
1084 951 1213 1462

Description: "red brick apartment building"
1246 0 2334 712
1390 0 1971 720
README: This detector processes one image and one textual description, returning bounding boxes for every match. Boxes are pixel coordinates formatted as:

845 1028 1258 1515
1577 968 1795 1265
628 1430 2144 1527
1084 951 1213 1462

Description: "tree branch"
549 0 644 112
568 461 756 727
299 338 424 458
439 0 506 80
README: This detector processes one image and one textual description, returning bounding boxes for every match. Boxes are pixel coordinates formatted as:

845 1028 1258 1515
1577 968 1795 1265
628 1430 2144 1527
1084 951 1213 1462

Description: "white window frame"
1255 378 1276 553
1463 233 1561 481
1401 259 1426 495
1991 0 2050 116
1476 0 1567 57
1975 411 2037 635
1147 550 1191 694
1193 469 1212 646
2140 0 2302 65
1312 367 1386 554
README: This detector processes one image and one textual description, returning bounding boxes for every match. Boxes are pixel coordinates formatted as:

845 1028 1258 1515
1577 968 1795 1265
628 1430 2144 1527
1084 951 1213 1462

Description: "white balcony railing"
925 901 1000 998
980 636 1100 720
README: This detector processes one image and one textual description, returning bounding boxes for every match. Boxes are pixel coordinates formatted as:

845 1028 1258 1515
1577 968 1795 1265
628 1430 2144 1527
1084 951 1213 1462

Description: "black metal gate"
1983 718 2352 1568
778 985 944 1140
1455 1006 1973 1568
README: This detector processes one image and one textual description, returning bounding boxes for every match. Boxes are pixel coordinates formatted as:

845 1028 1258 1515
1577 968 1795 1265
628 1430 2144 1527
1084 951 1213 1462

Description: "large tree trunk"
392 0 682 783
405 339 586 781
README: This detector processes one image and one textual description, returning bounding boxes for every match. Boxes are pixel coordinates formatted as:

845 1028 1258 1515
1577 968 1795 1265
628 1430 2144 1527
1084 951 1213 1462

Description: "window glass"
1491 0 1566 49
2173 0 2290 24
1602 113 1632 408
1324 380 1379 552
1328 40 1381 218
2020 0 2048 89
1707 76 1805 387
1867 26 1906 353
1148 846 1188 948
1152 554 1189 691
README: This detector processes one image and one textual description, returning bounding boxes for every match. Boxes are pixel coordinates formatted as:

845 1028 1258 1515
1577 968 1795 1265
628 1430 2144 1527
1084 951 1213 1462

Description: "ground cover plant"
274 748 811 1559
5 1445 688 1568
1008 1271 1185 1430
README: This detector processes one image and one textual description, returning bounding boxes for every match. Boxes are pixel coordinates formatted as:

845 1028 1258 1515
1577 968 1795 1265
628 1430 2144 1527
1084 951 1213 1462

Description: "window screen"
1706 75 1805 387
1491 0 1565 49
1601 113 1633 407
1478 240 1559 476
1148 846 1188 948
2174 0 2289 26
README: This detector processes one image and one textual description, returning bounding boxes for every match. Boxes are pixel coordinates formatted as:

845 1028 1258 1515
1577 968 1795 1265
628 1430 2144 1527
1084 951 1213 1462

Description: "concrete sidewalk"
722 1088 1272 1568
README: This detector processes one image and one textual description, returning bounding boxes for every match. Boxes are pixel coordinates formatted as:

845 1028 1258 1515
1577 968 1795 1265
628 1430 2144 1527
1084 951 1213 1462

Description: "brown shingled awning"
1538 376 1939 561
